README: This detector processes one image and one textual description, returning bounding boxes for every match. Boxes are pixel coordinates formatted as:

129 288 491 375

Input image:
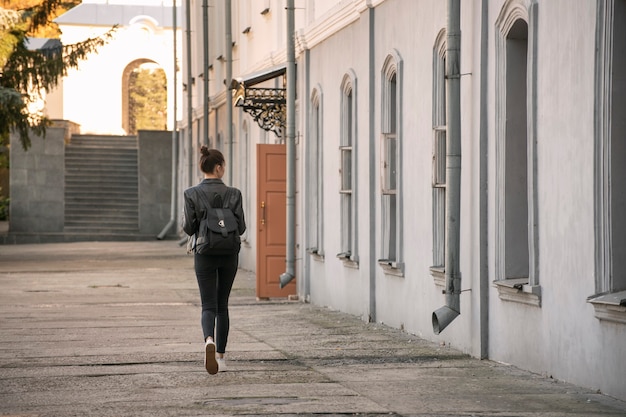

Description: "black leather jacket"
182 178 246 237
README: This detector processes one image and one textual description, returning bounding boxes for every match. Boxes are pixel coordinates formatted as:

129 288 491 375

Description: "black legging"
194 253 238 354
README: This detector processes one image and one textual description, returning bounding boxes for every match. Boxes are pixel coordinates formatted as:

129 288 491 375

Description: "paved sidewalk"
1 241 625 417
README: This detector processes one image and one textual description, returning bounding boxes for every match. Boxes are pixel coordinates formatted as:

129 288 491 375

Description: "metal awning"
231 65 287 136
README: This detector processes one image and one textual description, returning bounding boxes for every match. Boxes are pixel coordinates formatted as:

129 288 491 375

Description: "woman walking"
183 146 246 374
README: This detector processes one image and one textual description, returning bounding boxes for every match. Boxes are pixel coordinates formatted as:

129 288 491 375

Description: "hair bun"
200 145 209 155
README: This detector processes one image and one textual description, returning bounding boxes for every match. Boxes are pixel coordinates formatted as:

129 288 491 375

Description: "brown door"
256 144 296 298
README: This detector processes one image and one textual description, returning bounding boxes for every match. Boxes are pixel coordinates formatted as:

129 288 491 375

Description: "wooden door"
256 144 296 298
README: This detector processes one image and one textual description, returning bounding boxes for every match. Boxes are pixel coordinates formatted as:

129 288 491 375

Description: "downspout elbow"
156 219 175 240
433 275 461 334
432 305 460 335
279 270 295 289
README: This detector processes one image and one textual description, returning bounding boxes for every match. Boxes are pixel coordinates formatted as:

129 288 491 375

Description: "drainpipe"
157 0 179 240
225 0 233 180
279 0 296 288
433 0 462 334
185 0 193 186
202 0 209 146
478 0 489 358
368 6 376 322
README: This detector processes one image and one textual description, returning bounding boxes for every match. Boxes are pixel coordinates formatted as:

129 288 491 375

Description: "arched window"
122 60 167 135
338 70 358 264
307 86 324 257
432 29 447 277
494 0 540 304
380 50 403 274
591 0 626 319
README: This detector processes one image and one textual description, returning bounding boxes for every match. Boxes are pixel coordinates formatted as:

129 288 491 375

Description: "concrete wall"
138 130 174 236
9 123 77 237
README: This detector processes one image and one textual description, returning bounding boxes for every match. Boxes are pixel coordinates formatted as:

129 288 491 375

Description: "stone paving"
1 240 625 416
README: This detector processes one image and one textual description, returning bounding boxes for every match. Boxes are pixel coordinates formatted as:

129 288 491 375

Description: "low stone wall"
137 130 174 236
9 122 78 238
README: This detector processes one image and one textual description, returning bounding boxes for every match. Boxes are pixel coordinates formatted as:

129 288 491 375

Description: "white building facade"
178 0 626 400
50 0 181 135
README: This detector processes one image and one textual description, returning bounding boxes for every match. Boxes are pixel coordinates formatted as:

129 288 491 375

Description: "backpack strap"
194 188 214 239
222 187 232 208
196 189 212 212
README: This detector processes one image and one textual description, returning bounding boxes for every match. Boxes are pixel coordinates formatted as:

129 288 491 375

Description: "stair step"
65 176 137 182
69 135 137 149
66 171 137 177
66 147 137 154
65 156 137 162
65 198 138 205
66 177 138 185
64 226 140 234
66 162 137 168
66 171 137 178
65 193 137 200
65 181 137 188
68 137 136 142
65 155 137 162
64 207 138 214
64 220 138 227
65 159 137 167
67 146 137 152
66 156 136 160
66 168 137 174
65 212 137 217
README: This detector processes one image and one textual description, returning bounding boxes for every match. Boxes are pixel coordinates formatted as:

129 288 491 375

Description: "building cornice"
296 1 362 54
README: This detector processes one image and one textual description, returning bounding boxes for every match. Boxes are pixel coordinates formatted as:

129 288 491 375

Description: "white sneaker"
216 357 226 372
204 340 218 375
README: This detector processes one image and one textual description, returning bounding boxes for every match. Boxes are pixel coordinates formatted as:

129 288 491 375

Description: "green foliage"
0 8 24 69
0 85 48 151
0 1 116 150
128 67 167 135
0 152 8 170
0 189 8 221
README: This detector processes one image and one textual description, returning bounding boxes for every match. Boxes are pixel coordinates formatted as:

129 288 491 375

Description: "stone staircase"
64 134 140 239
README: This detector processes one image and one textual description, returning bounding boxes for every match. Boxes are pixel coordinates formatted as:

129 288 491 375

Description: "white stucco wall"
486 0 625 400
287 0 486 356
56 11 180 135
302 15 371 319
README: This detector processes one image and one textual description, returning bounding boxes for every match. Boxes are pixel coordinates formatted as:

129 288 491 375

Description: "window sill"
308 249 325 262
494 278 541 307
337 253 359 269
430 266 445 287
378 260 404 277
587 291 626 324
